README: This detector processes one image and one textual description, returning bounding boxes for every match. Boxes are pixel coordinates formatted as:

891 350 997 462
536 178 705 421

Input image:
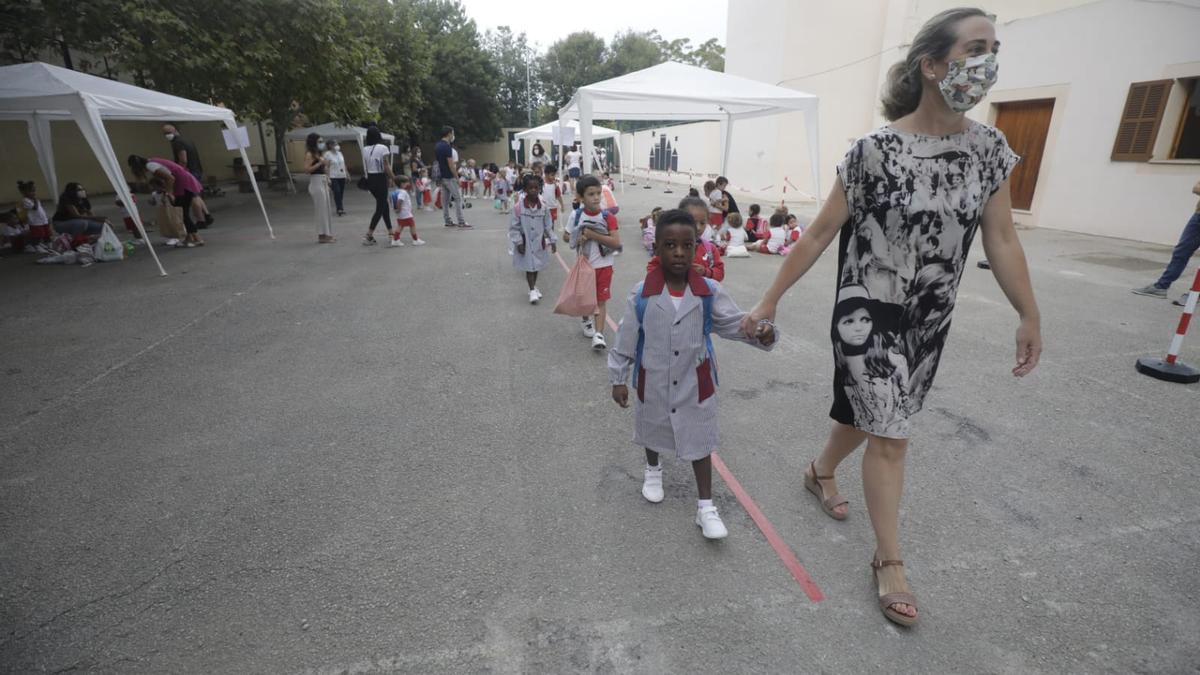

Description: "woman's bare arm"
980 178 1042 377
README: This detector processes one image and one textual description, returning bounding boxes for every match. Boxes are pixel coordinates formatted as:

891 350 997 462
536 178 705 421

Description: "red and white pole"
1137 268 1200 383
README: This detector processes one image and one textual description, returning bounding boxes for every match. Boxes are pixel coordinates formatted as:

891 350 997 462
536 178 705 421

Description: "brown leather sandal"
804 460 848 520
871 558 919 627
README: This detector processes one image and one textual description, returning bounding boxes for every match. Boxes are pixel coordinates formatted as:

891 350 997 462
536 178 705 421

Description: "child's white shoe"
695 506 728 539
591 333 607 350
529 289 539 304
582 318 596 338
411 239 426 246
390 238 404 247
533 287 543 300
642 466 664 503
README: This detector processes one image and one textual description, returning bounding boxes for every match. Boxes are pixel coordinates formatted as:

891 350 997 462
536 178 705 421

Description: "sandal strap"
871 559 905 569
879 591 917 610
809 460 834 481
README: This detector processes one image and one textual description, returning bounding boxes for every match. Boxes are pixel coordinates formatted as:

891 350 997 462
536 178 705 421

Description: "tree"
690 38 726 72
538 31 608 112
411 0 501 144
646 30 725 72
483 26 538 129
607 31 664 79
343 0 432 142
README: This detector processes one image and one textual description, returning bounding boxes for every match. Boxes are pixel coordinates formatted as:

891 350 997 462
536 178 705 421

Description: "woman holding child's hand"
739 8 1042 628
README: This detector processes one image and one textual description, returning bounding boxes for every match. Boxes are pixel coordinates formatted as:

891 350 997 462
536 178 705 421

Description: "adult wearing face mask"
304 133 334 243
162 124 213 227
741 7 1042 628
323 139 348 216
51 182 109 237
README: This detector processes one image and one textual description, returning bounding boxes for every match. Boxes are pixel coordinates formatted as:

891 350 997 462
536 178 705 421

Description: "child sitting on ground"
1 210 28 254
757 212 790 255
608 208 777 539
566 175 622 350
722 213 750 257
389 176 425 247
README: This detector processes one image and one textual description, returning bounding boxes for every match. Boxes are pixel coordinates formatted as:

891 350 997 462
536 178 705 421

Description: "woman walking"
741 7 1042 627
362 127 396 245
304 133 334 243
324 139 348 216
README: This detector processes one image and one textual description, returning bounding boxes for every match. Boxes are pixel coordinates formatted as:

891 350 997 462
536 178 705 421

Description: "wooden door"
994 99 1055 210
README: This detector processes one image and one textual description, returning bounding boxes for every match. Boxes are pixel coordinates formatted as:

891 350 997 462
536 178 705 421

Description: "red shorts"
594 265 614 303
29 224 52 240
550 208 558 221
423 191 432 204
395 217 415 228
708 212 724 226
484 180 492 189
460 180 469 191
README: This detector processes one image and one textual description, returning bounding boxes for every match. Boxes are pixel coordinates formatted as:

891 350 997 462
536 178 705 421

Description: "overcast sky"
458 0 728 52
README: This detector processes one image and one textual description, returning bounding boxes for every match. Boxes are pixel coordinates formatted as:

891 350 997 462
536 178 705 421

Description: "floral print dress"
830 121 1019 439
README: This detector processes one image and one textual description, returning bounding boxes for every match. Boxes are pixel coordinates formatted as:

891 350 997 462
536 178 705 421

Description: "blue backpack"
632 278 718 390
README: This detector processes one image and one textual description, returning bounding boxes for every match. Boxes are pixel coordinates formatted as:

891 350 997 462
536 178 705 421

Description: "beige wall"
724 0 1200 244
1 118 276 204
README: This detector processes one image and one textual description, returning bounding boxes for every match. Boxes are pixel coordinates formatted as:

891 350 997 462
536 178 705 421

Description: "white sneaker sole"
642 487 664 504
695 514 728 539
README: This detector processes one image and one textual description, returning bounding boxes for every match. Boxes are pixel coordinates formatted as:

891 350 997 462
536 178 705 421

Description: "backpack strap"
632 282 648 390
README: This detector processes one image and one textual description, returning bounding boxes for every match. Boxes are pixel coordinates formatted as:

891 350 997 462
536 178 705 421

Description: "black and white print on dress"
829 122 1019 439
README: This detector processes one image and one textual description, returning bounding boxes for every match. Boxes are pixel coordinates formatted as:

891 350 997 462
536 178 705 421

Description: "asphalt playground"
1 176 1197 673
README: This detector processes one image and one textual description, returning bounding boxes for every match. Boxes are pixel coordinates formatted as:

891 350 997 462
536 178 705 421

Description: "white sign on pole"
391 144 401 154
222 126 252 150
560 126 575 146
511 139 521 151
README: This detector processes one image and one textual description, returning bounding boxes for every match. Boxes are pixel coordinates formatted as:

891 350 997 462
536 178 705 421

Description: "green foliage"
607 31 665 79
482 26 537 129
411 0 502 144
538 31 608 111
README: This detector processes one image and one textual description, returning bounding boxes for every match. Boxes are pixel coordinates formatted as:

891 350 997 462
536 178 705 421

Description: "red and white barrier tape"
1165 268 1200 365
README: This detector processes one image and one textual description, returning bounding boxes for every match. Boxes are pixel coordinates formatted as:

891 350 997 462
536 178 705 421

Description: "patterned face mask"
938 53 998 113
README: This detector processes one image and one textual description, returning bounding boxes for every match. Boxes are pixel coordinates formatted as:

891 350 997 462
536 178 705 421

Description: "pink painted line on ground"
552 250 824 602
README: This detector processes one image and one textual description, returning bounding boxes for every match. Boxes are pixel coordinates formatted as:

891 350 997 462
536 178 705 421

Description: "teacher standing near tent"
434 126 469 228
303 133 334 244
128 154 205 247
740 7 1042 628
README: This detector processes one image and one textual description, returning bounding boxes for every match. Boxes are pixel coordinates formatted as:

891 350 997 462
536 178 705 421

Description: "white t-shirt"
22 197 48 226
542 181 561 211
566 150 582 170
707 189 724 214
766 226 788 253
392 189 413 219
324 150 348 179
700 223 715 242
364 144 390 174
727 226 748 247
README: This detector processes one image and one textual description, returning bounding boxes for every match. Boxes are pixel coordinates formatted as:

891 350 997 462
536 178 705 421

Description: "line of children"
388 176 426 247
509 173 557 304
608 208 777 539
566 175 621 350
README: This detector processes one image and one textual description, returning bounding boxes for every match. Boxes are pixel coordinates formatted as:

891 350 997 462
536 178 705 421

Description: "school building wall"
721 0 1200 245
0 118 277 205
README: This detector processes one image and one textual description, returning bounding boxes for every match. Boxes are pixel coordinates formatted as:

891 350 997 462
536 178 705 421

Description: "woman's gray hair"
880 7 991 121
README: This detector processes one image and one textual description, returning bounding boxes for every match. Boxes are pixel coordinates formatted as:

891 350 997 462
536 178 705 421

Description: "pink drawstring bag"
553 255 598 317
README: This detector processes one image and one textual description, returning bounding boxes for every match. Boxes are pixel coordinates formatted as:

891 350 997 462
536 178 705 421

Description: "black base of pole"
1136 357 1200 384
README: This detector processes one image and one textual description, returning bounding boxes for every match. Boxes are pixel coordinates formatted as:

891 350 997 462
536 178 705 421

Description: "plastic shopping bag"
95 223 124 262
553 255 598 318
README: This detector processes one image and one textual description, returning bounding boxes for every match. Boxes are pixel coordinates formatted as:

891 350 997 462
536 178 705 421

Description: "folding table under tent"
0 61 274 276
514 120 622 179
557 61 823 203
284 123 395 175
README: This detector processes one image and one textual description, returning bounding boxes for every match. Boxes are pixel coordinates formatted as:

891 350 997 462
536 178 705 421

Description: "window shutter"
1112 80 1172 161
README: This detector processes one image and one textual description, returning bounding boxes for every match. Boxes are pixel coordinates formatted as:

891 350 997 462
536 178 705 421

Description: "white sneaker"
582 318 597 338
591 333 607 350
642 466 664 503
695 505 728 539
529 289 539 304
390 238 404 247
411 239 426 246
533 288 543 300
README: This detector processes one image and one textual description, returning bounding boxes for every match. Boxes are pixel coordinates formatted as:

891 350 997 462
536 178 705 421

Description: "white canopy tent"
514 120 622 174
0 62 273 276
558 61 822 202
285 122 395 174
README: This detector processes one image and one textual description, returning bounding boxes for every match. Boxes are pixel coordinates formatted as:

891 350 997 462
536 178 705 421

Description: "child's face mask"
938 53 998 113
